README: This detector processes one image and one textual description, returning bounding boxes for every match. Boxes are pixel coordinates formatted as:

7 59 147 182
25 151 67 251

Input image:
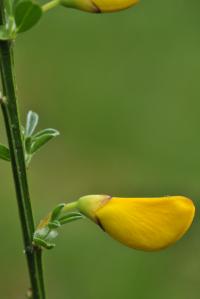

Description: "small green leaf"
33 237 55 249
34 128 60 138
60 215 83 225
51 203 65 222
59 213 84 225
0 144 11 162
14 0 42 33
59 212 83 220
30 128 60 154
25 111 39 137
48 220 61 229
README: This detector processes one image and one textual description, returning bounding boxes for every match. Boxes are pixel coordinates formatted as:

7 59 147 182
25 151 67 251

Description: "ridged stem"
0 2 46 299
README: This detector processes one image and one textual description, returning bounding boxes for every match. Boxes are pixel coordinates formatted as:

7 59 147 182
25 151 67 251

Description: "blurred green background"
1 0 200 298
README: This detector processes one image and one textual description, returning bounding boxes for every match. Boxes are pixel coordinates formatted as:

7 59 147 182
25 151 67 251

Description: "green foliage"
0 0 16 40
0 0 43 40
50 203 66 222
33 203 84 249
59 212 83 225
0 144 10 162
14 0 42 33
24 111 60 166
34 227 58 249
0 110 59 165
25 110 39 136
30 128 60 154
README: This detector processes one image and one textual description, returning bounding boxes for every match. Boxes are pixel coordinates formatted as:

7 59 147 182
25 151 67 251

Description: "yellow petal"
95 196 195 251
60 0 139 13
93 0 139 12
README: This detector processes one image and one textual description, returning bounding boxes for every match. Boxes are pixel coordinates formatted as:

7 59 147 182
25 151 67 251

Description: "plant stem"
0 3 46 299
42 0 60 12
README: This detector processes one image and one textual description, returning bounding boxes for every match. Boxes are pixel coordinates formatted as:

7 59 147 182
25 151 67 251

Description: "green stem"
0 3 45 299
42 0 60 12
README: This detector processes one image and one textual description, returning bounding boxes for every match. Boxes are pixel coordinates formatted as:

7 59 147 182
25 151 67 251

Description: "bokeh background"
1 0 200 298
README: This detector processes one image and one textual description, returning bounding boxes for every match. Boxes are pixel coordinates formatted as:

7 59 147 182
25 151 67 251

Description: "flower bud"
77 195 195 251
60 0 139 13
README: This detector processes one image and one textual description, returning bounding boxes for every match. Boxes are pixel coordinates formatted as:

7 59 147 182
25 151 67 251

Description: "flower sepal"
77 194 111 222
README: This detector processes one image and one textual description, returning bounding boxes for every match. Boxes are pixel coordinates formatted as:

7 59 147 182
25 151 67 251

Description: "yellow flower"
77 195 195 251
60 0 139 13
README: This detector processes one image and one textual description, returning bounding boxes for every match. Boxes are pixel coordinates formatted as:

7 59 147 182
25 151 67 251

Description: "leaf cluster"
0 110 59 167
0 0 43 40
33 204 84 249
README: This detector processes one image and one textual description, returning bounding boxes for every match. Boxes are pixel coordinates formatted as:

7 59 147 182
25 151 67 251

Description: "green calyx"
77 194 111 222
